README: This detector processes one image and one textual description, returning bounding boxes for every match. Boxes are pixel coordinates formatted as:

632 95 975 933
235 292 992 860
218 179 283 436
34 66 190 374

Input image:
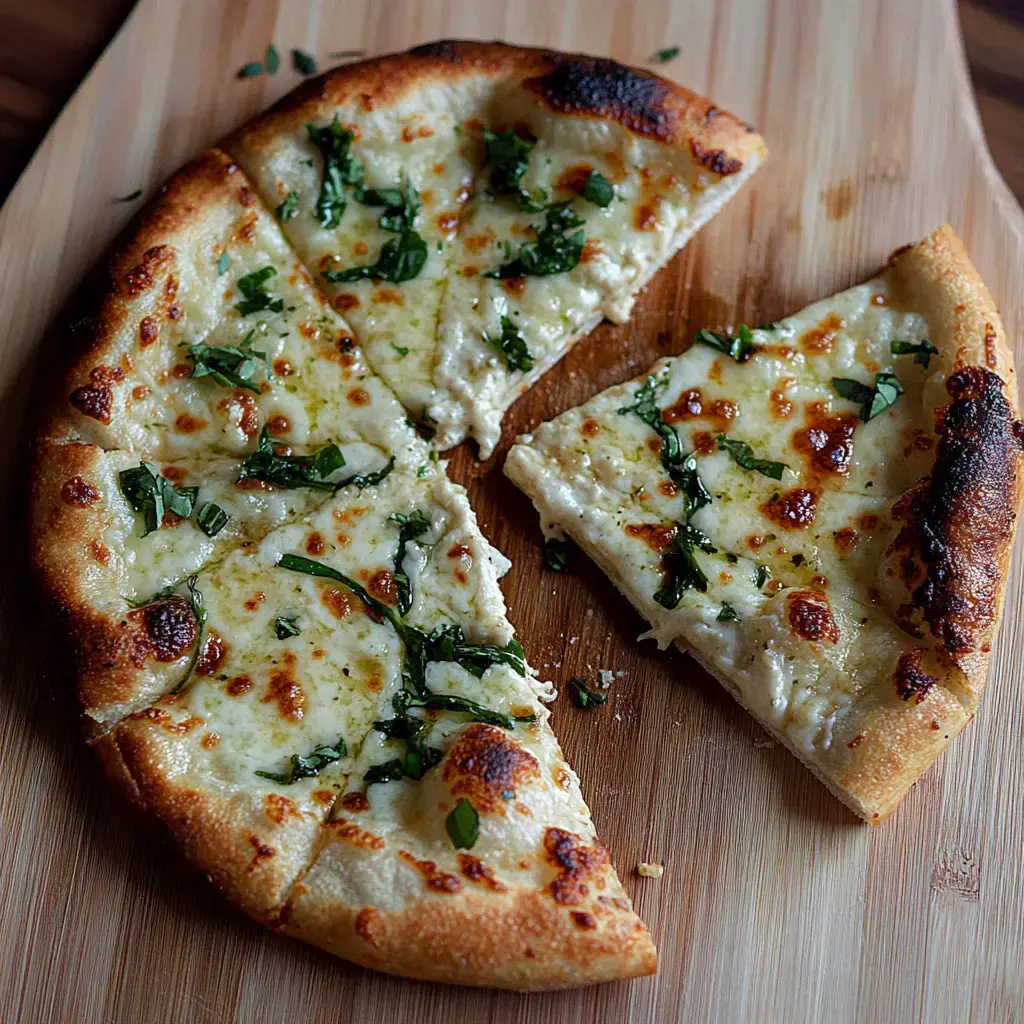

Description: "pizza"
225 40 765 455
506 226 1022 823
26 40 778 989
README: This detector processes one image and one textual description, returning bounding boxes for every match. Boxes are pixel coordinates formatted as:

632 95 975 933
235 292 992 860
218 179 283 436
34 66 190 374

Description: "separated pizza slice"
506 226 1022 823
92 463 655 987
226 42 765 456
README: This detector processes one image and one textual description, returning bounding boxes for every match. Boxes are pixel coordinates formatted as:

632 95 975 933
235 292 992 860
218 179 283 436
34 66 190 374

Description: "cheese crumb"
637 862 664 879
598 669 614 689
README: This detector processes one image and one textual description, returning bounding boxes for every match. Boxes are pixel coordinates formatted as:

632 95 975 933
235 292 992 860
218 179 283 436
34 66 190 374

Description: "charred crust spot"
329 819 386 851
848 734 864 748
247 836 275 872
523 56 673 140
894 649 938 703
571 911 598 929
341 791 370 813
263 793 300 825
544 827 609 905
689 140 744 176
60 476 99 507
398 850 462 893
355 906 386 947
442 724 540 815
787 589 840 644
123 245 174 298
457 853 508 892
195 629 227 676
69 385 113 424
137 596 197 662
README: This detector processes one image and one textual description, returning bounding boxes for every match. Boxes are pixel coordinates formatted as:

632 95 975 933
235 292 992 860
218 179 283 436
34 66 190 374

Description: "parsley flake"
543 537 571 572
185 328 270 392
651 46 681 63
569 676 608 709
581 170 614 208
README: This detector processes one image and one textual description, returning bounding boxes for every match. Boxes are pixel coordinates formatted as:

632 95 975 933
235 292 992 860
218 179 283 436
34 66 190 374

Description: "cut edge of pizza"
505 224 1022 824
223 40 766 457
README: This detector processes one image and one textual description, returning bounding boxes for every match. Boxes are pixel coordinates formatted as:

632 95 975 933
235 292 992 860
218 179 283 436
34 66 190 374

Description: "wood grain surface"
1 2 1023 1022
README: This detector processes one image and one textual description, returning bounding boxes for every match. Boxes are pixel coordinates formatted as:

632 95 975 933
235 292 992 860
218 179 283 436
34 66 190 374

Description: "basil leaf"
581 170 614 208
170 576 206 695
891 339 938 369
277 553 402 630
216 252 230 275
445 798 480 849
654 523 716 609
389 508 430 615
717 435 788 480
185 329 270 392
485 202 585 279
717 602 739 622
196 502 229 537
236 427 348 491
543 537 571 572
334 455 395 491
291 48 318 75
265 43 280 75
119 462 198 535
359 179 420 233
235 266 284 316
569 676 608 709
324 230 427 284
832 372 904 422
754 565 770 589
651 46 680 63
113 189 142 202
255 736 346 785
483 129 536 199
274 616 301 639
276 190 299 221
364 759 407 785
237 61 263 78
306 115 364 229
694 325 756 363
395 689 532 730
485 315 534 372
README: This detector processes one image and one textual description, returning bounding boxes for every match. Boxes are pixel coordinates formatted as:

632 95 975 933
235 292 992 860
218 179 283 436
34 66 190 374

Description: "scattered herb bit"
392 344 409 357
482 128 540 210
237 427 348 491
119 462 198 535
654 523 716 609
581 170 614 208
569 676 608 709
324 230 427 284
255 736 346 785
113 189 142 203
335 456 395 491
291 48 318 75
717 435 788 480
359 178 420 233
416 465 429 478
235 266 284 317
485 315 534 372
265 43 280 74
891 339 938 369
196 502 229 538
185 329 270 392
485 202 585 278
306 115 364 229
754 565 770 589
276 190 299 221
650 46 681 63
694 325 756 363
237 61 263 79
364 759 407 785
369 715 442 781
389 509 431 615
618 376 711 517
328 49 365 59
832 372 903 422
445 799 480 849
274 616 301 639
543 537 571 572
170 576 206 694
216 252 231 275
717 602 739 622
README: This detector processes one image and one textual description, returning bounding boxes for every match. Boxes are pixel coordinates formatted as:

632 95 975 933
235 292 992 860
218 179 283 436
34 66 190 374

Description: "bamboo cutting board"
2 1 1023 1021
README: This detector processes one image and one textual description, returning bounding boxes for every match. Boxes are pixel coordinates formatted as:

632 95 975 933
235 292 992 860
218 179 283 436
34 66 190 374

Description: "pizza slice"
226 42 765 455
506 226 1022 823
91 463 656 987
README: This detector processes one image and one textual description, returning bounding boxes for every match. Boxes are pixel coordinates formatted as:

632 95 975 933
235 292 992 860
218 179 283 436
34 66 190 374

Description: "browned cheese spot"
341 791 370 813
800 314 845 355
195 629 227 676
625 522 677 553
761 487 818 529
662 388 737 432
306 531 325 556
135 596 197 662
264 793 300 825
442 724 541 815
226 674 253 697
544 827 609 904
321 587 352 620
398 850 462 893
261 667 306 721
458 853 508 892
893 650 938 703
355 906 386 947
787 590 840 644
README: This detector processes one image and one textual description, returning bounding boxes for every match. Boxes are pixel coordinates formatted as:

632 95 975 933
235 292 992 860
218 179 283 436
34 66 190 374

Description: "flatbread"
505 226 1022 823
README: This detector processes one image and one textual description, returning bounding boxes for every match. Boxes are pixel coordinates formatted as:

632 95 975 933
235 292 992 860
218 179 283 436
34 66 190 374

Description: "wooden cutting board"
2 1 1022 1021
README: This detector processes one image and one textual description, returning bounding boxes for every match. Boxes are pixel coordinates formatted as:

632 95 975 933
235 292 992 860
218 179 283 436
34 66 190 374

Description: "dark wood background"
0 0 1022 204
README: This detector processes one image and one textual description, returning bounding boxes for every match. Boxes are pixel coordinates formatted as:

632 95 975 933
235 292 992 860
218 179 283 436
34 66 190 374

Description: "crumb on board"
598 669 614 689
637 861 664 879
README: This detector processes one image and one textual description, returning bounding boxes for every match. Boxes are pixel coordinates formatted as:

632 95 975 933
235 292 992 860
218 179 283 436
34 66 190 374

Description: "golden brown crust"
224 40 763 170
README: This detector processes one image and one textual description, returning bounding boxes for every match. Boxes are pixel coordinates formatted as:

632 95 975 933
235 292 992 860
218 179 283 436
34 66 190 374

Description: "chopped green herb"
113 189 142 203
216 252 230 275
364 760 408 785
359 178 420 233
569 676 608 709
717 602 739 622
651 46 681 63
543 537 571 572
654 523 716 609
369 715 441 781
170 576 206 694
754 565 770 589
581 170 614 208
328 49 365 59
445 799 480 849
265 43 280 74
485 315 534 372
278 553 401 630
832 372 903 422
717 435 788 480
694 325 756 363
255 737 346 784
391 344 409 357
185 329 270 392
335 456 395 491
416 465 429 478
389 509 431 615
891 338 938 369
274 616 301 639
236 427 348 491
276 190 299 221
324 230 427 284
196 502 229 538
291 48 318 75
482 128 539 209
237 61 263 78
234 266 284 317
306 115 364 229
119 462 198 535
486 202 585 279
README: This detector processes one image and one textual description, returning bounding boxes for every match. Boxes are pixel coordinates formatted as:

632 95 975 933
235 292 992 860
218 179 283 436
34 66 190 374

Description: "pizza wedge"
506 225 1022 822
